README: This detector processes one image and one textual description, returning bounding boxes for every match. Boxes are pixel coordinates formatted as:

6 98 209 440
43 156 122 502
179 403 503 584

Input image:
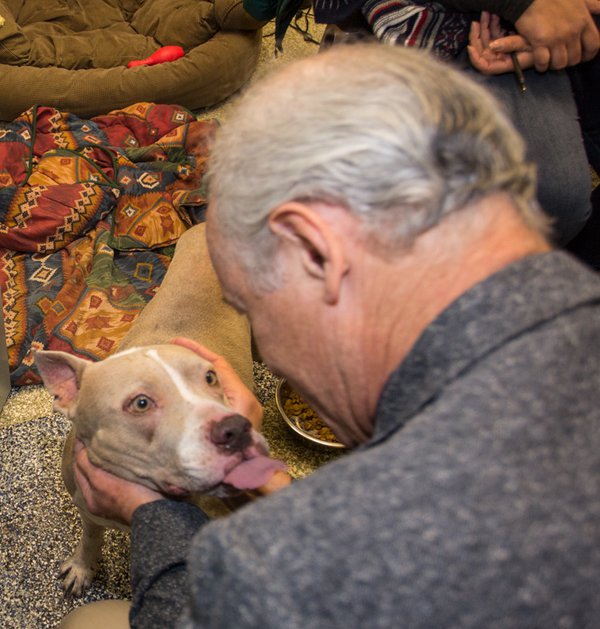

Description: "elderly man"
64 44 600 628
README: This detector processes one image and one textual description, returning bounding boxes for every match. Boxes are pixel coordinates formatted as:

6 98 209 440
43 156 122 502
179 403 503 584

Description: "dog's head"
35 345 285 496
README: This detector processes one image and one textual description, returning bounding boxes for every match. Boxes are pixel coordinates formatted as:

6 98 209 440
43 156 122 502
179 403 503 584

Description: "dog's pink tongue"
224 455 287 490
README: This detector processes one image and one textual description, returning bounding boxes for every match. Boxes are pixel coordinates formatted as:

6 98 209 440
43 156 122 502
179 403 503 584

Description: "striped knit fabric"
361 0 472 59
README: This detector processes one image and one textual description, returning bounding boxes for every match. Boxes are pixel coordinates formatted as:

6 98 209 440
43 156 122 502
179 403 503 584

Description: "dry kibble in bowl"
276 380 345 448
283 391 339 444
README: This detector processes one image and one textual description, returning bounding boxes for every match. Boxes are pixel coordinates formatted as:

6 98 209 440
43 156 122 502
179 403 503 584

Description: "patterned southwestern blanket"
0 103 216 386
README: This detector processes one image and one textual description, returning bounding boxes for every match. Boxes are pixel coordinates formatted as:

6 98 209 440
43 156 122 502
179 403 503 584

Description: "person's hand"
171 337 263 430
511 0 599 71
468 12 534 75
254 469 293 495
586 0 600 13
73 440 164 526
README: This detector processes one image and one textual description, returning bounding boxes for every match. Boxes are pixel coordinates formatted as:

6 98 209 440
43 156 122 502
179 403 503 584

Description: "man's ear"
34 350 90 418
268 202 349 305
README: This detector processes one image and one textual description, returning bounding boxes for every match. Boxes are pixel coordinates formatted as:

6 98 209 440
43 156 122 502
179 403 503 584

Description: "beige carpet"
0 15 346 629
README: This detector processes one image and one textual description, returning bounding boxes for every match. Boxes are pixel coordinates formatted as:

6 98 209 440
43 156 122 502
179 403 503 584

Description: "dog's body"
35 224 282 595
116 221 254 388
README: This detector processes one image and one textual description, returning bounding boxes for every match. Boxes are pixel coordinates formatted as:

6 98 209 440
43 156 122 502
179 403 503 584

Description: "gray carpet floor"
1 410 131 628
0 362 342 628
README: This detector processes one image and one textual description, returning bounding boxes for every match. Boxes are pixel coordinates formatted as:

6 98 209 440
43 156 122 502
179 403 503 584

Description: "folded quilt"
0 102 216 385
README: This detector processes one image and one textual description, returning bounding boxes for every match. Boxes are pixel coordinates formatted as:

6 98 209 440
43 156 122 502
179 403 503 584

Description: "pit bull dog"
34 223 286 596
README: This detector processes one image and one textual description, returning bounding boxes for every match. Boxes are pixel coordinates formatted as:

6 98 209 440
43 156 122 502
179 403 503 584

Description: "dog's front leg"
60 514 104 596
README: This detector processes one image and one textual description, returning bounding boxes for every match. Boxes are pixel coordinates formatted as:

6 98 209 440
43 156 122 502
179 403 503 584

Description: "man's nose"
210 414 252 452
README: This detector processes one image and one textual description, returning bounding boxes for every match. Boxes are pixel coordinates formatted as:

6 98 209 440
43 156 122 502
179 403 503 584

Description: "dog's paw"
59 556 97 597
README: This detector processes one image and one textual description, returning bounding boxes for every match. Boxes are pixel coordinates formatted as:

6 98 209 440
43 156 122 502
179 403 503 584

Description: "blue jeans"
465 65 592 246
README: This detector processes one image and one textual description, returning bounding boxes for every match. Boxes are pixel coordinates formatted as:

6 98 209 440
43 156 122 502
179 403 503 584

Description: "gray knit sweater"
130 251 600 628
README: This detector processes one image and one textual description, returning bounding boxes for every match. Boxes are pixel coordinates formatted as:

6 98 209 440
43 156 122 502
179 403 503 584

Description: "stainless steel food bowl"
275 378 345 449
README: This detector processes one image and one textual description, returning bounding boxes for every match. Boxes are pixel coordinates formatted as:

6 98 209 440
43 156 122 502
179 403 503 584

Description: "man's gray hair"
206 43 546 285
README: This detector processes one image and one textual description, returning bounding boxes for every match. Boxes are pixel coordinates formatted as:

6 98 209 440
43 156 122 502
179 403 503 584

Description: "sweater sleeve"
437 0 534 24
129 500 210 629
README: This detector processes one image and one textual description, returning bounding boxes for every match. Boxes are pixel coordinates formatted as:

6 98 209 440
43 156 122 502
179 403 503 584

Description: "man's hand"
512 0 599 71
73 440 163 526
171 337 264 430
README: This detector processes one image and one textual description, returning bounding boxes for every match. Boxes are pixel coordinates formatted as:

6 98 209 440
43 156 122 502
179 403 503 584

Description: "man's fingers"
514 50 535 70
72 440 164 524
489 34 532 54
171 337 242 387
72 445 97 511
479 11 490 49
489 13 506 40
514 0 599 68
171 338 242 384
469 19 481 44
549 44 570 69
256 469 293 495
171 336 263 429
532 46 552 71
566 39 584 67
581 22 600 60
171 337 220 363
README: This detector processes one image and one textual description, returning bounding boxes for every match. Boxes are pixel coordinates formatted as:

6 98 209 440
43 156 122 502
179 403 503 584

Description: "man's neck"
347 195 551 431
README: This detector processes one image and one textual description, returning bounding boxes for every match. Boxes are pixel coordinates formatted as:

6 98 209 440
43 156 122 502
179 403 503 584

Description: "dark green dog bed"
0 0 264 120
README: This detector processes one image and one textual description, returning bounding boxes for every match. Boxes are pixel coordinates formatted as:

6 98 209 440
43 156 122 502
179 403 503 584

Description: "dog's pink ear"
34 350 91 417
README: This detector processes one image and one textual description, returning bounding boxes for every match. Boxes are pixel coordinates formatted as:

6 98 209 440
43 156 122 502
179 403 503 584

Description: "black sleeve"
436 0 534 24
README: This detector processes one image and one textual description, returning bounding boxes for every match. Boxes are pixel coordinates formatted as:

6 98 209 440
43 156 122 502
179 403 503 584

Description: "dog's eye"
129 394 153 413
205 369 218 386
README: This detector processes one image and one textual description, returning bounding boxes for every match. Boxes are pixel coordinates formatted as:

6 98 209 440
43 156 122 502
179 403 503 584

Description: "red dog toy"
127 45 184 69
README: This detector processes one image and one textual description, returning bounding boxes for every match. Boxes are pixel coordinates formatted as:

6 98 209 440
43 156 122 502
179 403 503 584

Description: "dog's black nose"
211 414 252 452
